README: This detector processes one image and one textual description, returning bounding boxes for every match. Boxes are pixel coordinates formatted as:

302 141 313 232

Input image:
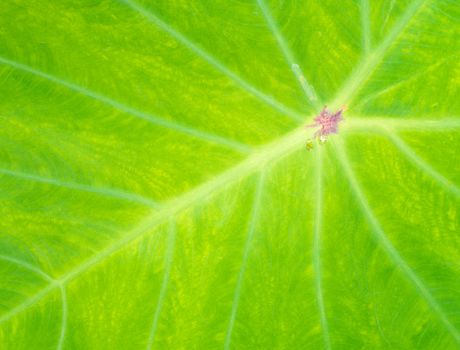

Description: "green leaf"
0 0 459 349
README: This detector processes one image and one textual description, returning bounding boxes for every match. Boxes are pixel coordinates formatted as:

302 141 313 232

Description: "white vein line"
256 0 320 109
346 117 460 131
381 0 396 33
331 0 428 107
360 0 372 54
381 129 460 198
354 57 451 109
312 149 331 350
224 171 265 350
0 56 251 153
333 139 460 344
0 255 54 282
0 168 160 208
0 282 60 324
57 286 68 350
146 221 176 350
118 0 304 123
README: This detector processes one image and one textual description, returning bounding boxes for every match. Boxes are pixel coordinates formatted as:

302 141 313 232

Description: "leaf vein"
346 117 460 130
334 139 460 344
256 0 320 109
313 150 331 350
360 0 372 54
0 255 54 283
224 171 266 350
381 129 460 197
332 0 428 107
119 0 304 122
0 283 59 324
146 221 176 350
354 56 454 109
0 167 160 208
57 286 68 350
0 56 250 153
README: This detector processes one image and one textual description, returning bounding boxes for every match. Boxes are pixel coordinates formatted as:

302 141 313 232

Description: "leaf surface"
0 0 459 349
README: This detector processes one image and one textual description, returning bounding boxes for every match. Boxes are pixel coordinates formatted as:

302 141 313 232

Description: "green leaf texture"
0 0 459 348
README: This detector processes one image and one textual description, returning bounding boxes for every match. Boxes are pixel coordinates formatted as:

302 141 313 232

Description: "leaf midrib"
0 0 434 333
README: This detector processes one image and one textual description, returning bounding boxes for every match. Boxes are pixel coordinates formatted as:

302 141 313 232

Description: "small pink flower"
307 106 344 140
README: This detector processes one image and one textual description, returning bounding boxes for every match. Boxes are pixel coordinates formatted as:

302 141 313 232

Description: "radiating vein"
146 221 176 350
224 171 265 350
0 282 59 324
346 117 460 131
0 167 160 208
331 0 428 107
0 255 54 282
0 56 251 153
354 57 451 109
381 129 460 198
256 0 320 109
119 0 304 122
57 286 68 350
381 0 396 33
333 139 460 344
312 149 331 350
360 0 372 54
